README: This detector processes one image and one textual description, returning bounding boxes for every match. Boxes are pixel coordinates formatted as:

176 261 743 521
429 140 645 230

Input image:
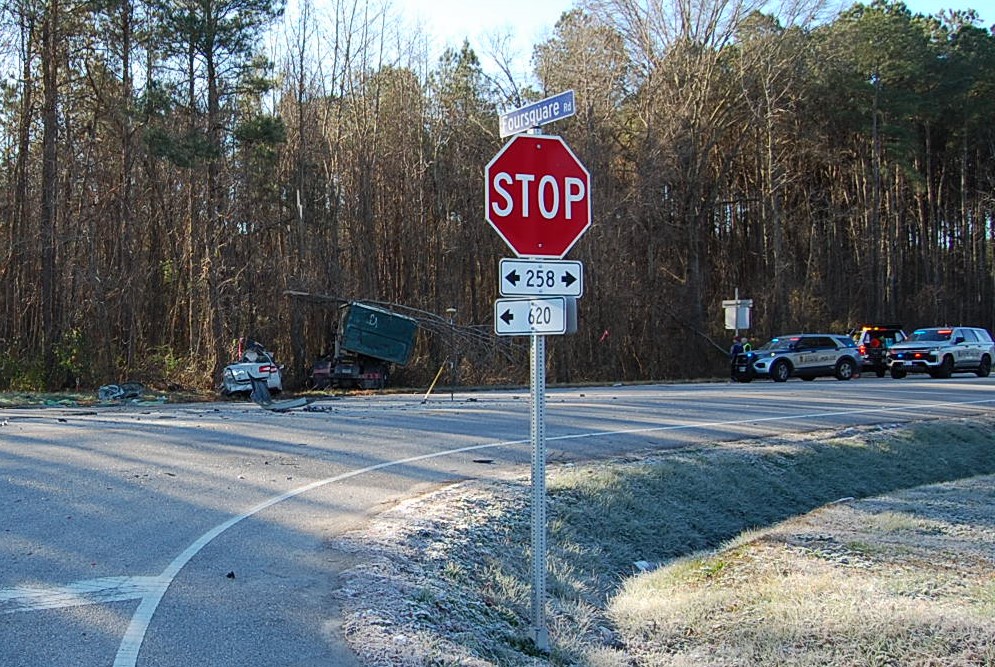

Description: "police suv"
886 327 994 379
748 333 860 382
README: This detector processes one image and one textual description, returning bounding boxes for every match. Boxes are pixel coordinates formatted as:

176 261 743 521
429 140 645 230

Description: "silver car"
221 343 284 396
886 327 994 379
749 334 860 382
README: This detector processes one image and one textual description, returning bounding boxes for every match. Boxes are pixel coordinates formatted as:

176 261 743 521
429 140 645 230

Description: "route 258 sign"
485 135 591 259
499 258 583 298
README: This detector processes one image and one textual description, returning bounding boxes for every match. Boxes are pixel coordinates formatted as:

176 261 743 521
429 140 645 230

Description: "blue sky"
393 0 990 80
902 0 990 22
396 0 991 55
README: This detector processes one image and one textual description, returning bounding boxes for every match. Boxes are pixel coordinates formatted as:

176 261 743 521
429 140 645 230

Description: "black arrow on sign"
505 270 521 286
500 309 515 326
561 271 577 288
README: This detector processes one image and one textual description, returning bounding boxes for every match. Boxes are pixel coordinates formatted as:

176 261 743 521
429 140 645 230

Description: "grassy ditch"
334 417 995 666
608 476 995 666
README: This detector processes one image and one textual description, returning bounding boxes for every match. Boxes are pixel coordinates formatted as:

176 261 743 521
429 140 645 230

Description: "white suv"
749 334 860 382
886 326 994 379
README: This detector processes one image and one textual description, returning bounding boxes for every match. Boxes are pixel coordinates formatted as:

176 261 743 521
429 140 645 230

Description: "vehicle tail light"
858 344 866 355
259 365 277 373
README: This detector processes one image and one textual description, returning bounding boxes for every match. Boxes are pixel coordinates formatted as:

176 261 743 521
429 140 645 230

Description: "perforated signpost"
485 122 591 652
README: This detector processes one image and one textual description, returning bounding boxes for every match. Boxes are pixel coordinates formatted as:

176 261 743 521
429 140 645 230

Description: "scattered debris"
249 377 273 405
96 383 166 406
248 377 310 412
45 398 79 407
98 383 145 401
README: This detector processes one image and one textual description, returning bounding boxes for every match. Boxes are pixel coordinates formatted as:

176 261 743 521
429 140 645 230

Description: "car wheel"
935 355 954 379
977 355 992 378
835 357 856 381
771 359 791 382
890 366 907 379
875 368 886 378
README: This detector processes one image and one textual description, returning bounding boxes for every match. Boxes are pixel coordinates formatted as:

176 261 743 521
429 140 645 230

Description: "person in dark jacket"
729 336 745 379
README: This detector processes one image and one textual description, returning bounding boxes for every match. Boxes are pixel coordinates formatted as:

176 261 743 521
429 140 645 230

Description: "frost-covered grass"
607 476 995 667
336 417 995 666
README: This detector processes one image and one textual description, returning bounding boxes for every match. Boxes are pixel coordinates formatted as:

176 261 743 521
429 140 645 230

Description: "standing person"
729 336 744 380
741 336 752 353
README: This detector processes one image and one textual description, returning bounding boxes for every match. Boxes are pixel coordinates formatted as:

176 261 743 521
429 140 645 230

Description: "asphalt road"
3 376 995 666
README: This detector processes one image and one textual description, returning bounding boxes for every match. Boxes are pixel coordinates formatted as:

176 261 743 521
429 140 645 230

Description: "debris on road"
249 377 310 412
98 383 145 401
96 383 167 406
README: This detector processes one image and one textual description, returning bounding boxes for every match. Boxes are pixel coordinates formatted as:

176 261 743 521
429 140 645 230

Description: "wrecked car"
221 339 283 397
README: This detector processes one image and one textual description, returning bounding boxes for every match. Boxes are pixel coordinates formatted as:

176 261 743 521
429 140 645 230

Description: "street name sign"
498 90 576 138
485 135 591 259
499 258 583 297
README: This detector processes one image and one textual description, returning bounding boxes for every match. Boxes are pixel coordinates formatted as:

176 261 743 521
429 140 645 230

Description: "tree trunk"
41 0 60 386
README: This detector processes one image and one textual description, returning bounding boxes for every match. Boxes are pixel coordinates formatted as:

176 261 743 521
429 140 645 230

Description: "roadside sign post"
486 106 590 652
529 332 549 650
492 293 575 653
722 288 753 337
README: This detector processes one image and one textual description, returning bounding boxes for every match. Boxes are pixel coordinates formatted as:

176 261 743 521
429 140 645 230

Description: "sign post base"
529 333 550 653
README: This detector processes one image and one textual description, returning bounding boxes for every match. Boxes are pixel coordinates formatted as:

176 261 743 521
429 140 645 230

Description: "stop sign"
485 135 591 259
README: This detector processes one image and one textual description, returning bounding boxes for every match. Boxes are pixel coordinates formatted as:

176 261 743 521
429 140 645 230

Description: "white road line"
0 576 166 614
7 395 991 666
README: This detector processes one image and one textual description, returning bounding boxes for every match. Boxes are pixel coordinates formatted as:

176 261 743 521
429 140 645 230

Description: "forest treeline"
1 0 993 391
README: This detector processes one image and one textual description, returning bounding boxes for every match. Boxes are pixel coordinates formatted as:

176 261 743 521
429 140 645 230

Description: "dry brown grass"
609 477 995 666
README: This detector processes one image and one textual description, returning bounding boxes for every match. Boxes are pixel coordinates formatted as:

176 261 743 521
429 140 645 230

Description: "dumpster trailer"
310 302 419 390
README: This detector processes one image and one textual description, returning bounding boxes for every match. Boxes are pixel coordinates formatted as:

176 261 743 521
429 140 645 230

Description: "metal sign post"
484 100 591 655
529 332 549 651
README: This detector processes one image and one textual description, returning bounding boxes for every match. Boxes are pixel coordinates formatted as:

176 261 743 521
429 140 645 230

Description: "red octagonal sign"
485 135 591 259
